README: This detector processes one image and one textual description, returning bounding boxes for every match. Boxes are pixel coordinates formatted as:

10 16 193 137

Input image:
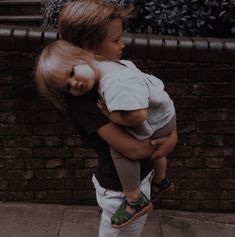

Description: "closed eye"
68 67 74 78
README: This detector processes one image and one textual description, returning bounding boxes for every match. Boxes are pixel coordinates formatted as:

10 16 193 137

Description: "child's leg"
151 156 174 205
152 156 167 184
110 148 152 228
112 156 141 202
150 115 177 204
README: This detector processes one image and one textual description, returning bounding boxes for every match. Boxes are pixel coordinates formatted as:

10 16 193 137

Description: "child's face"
95 18 124 60
65 64 98 96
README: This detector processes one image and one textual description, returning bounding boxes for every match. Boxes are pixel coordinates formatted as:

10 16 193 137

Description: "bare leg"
152 156 167 184
112 157 141 204
111 148 151 221
151 156 174 205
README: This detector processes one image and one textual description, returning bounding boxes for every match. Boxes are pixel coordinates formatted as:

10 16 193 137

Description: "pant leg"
92 171 153 237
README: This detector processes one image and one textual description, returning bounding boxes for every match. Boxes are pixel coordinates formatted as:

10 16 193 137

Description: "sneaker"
111 191 153 229
151 177 175 206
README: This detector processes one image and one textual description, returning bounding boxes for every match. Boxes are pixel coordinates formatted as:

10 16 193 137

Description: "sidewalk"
0 202 234 237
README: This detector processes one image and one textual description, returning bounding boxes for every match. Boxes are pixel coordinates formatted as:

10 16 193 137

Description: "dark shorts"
151 114 177 139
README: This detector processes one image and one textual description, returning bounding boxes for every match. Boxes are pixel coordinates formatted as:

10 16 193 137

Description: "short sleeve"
120 60 142 73
103 80 149 112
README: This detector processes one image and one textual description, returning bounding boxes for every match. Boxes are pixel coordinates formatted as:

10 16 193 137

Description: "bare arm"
110 109 148 126
97 100 147 126
97 122 155 160
96 100 177 159
150 125 178 159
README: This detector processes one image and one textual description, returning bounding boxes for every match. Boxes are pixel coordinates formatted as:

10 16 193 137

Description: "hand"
97 99 111 119
150 129 177 159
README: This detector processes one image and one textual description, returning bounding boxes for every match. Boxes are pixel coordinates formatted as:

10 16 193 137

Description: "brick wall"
0 26 235 211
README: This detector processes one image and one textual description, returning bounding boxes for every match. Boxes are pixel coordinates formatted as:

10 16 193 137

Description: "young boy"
39 0 177 236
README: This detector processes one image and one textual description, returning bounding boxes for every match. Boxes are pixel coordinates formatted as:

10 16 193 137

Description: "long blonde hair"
59 0 133 49
35 40 97 111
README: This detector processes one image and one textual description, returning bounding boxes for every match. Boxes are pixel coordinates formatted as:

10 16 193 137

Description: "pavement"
0 202 234 237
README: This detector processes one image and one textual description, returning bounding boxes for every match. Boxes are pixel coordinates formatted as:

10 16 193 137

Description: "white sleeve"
102 80 149 112
120 60 142 73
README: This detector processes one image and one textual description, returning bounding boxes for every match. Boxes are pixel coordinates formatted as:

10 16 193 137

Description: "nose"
70 80 78 88
70 80 84 90
77 81 84 88
120 40 125 49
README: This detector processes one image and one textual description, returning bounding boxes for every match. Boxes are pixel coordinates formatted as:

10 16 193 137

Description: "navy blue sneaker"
151 177 175 206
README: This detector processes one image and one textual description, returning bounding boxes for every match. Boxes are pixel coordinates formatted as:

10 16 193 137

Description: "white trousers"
92 171 153 237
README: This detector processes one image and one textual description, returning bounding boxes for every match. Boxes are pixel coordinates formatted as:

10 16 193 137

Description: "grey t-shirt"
98 60 175 141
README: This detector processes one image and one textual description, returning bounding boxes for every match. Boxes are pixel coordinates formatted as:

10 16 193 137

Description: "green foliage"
42 0 235 37
42 0 71 28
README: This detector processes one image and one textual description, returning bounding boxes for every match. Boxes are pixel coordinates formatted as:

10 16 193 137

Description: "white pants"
92 171 153 237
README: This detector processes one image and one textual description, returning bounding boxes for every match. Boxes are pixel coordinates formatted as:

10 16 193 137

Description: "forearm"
150 126 178 159
97 122 155 160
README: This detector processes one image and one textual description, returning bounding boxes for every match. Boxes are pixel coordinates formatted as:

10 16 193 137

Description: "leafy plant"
42 0 71 28
42 0 235 37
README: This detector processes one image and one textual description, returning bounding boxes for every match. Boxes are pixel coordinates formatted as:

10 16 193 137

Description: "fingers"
97 100 103 110
150 137 165 146
97 100 110 118
150 149 164 159
97 100 106 111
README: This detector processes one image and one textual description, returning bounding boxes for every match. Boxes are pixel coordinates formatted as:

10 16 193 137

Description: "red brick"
46 159 63 168
75 169 94 178
84 158 98 168
64 159 84 169
8 192 34 201
26 159 44 169
219 201 235 211
6 170 27 180
43 137 62 146
3 147 32 158
28 180 65 191
194 147 233 157
8 181 28 191
35 169 69 180
33 147 72 158
63 135 84 146
198 201 219 210
46 190 71 200
73 190 96 201
0 124 32 135
205 158 224 168
21 136 42 147
5 159 24 169
66 179 85 190
73 148 98 158
185 159 204 168
0 181 8 190
190 134 224 146
0 192 7 201
2 137 22 147
0 99 15 111
219 180 235 190
33 124 70 135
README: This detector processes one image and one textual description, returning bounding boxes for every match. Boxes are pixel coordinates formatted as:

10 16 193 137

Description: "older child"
37 0 177 235
36 37 176 225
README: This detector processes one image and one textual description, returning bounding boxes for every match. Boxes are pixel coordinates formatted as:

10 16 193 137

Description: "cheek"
95 43 106 55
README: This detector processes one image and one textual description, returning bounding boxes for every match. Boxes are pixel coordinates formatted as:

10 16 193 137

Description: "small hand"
150 130 177 159
97 99 111 119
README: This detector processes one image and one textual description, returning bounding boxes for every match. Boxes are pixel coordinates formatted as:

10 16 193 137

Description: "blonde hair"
59 0 133 49
35 40 96 111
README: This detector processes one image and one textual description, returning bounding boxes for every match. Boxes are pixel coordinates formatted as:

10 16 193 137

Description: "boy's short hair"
59 0 133 49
